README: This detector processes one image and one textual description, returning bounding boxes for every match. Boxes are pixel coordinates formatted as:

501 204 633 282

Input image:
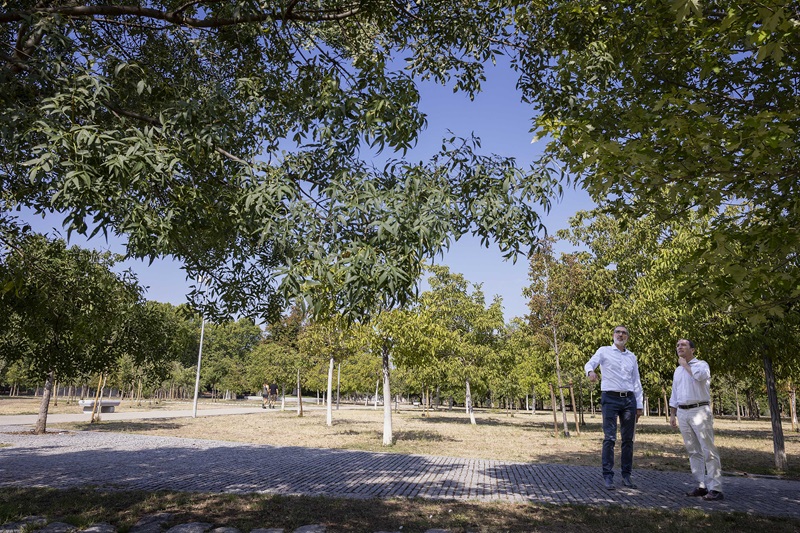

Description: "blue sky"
15 61 595 322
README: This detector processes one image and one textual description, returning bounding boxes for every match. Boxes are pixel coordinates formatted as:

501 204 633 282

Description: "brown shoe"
686 487 708 497
703 490 724 501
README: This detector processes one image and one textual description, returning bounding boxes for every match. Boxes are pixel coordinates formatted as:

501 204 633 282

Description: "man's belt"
678 401 710 409
604 391 633 397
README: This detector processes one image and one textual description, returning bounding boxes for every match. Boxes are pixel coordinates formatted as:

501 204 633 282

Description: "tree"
512 1 799 321
2 1 550 323
418 265 504 425
0 231 160 432
198 318 263 399
246 340 297 409
298 317 355 426
524 239 590 436
563 208 799 469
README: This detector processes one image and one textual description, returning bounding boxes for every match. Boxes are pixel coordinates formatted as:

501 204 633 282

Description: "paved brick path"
2 424 799 519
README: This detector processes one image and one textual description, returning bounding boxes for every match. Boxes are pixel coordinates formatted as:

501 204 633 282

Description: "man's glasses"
614 330 629 335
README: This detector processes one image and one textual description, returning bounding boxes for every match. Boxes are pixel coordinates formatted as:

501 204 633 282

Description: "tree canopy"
512 0 800 320
1 0 552 322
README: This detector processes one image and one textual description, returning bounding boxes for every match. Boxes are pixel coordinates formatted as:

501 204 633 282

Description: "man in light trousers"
669 338 723 501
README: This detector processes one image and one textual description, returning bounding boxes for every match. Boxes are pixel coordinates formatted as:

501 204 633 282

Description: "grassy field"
3 397 800 532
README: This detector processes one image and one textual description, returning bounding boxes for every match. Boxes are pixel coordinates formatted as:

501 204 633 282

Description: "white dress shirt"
669 358 712 407
584 344 644 409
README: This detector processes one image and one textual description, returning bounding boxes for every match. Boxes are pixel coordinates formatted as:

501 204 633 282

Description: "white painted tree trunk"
465 378 476 425
382 343 393 446
326 355 334 426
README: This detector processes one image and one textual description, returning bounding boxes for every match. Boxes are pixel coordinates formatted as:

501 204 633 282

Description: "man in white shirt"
669 338 723 501
584 325 644 490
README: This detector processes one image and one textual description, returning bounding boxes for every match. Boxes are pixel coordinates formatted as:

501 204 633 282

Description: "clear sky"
14 61 595 323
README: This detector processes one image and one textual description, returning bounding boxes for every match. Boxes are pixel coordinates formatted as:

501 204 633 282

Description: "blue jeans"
601 392 637 480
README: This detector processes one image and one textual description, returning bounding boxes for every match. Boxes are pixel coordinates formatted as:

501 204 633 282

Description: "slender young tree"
524 239 591 436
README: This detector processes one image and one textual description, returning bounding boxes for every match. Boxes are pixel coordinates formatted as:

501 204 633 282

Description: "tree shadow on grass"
67 421 186 432
410 414 541 429
392 430 457 443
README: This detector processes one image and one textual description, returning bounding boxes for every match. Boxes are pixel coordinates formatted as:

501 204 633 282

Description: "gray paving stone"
129 513 175 533
0 517 47 533
249 529 283 533
81 524 117 533
209 528 240 533
165 523 213 533
291 527 325 533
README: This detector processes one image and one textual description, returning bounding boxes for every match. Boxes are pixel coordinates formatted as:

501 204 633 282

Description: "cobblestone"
2 421 799 531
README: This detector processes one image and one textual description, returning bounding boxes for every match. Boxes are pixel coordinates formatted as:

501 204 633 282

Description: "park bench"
78 399 121 413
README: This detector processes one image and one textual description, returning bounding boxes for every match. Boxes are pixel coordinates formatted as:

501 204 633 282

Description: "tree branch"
105 103 250 165
0 4 363 26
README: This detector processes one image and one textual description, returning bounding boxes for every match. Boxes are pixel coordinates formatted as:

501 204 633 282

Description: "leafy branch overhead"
1 1 551 322
511 0 800 319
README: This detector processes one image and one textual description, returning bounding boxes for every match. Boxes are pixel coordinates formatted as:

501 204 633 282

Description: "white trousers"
677 404 722 492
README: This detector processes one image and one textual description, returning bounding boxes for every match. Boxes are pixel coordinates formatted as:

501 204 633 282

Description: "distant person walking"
268 382 279 409
584 325 643 490
261 383 269 409
669 338 723 501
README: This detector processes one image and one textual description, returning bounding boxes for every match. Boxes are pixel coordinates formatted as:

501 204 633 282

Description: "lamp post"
192 277 206 418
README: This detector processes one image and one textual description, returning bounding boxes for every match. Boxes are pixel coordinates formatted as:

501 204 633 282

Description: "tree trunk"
373 379 379 409
569 384 580 435
326 355 334 426
34 371 54 434
465 378 476 425
296 368 303 417
552 331 570 437
789 384 798 432
336 363 341 411
735 387 742 422
763 354 788 470
90 374 106 424
382 342 393 446
549 383 559 437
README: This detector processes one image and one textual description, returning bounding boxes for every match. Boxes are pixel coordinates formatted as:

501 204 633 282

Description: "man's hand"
587 370 598 382
670 414 678 428
636 408 643 422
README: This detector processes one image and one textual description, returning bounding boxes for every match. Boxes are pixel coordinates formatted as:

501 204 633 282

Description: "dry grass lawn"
3 397 800 531
8 396 792 478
